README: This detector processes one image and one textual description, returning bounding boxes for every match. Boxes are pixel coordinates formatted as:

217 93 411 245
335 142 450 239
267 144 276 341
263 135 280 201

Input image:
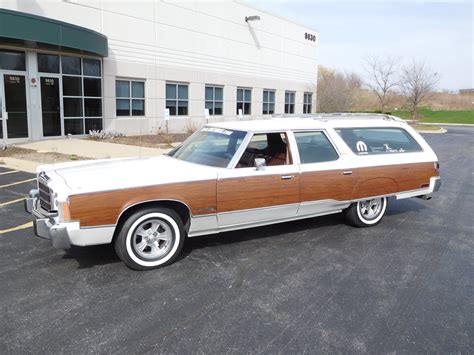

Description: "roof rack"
270 113 405 123
302 113 404 122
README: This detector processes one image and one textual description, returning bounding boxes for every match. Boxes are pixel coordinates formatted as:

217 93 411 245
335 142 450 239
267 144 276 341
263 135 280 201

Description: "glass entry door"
40 77 62 137
1 73 29 139
0 81 3 141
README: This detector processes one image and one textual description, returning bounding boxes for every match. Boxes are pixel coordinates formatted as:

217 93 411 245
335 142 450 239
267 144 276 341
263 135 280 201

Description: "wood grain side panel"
301 162 438 203
300 170 356 202
352 162 438 199
69 180 216 227
217 174 300 213
351 177 398 199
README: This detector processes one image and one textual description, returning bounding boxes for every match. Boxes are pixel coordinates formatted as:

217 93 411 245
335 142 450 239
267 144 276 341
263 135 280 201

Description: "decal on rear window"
336 128 423 155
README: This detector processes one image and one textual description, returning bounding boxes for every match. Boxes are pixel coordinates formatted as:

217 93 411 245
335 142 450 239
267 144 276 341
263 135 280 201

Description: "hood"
44 155 217 194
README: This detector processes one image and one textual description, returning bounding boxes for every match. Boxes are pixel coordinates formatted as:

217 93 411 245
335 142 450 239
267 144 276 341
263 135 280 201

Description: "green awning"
0 9 108 57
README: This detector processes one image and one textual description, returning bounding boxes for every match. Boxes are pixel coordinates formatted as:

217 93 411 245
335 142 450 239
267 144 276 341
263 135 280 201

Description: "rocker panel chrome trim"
217 203 300 227
189 209 343 237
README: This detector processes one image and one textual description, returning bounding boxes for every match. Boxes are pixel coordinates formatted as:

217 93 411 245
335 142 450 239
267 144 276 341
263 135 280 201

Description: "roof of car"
206 114 407 132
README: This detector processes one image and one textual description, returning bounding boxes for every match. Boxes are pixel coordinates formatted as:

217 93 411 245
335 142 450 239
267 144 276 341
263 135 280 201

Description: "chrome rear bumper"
433 177 442 192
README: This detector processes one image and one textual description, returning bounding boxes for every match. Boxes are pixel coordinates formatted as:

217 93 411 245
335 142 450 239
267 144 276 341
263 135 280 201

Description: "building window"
205 85 223 115
262 90 275 115
37 53 59 73
116 80 145 117
61 56 81 75
166 83 188 116
0 49 26 71
37 54 102 135
284 91 295 114
237 88 251 115
304 92 313 114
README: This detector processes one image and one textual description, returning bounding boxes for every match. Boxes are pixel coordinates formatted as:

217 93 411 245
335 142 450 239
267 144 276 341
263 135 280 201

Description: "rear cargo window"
336 128 422 155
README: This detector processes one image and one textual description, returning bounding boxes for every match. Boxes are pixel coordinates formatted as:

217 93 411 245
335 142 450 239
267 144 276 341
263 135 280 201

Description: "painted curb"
417 122 474 127
416 128 448 134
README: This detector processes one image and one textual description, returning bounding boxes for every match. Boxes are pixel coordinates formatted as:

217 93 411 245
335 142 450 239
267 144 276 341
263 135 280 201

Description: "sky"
246 0 473 91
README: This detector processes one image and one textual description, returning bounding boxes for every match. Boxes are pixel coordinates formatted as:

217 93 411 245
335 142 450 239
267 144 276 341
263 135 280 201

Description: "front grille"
38 178 52 212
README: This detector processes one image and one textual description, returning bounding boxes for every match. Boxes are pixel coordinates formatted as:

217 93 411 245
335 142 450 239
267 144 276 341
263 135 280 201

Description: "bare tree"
317 66 362 112
364 55 401 113
401 61 439 121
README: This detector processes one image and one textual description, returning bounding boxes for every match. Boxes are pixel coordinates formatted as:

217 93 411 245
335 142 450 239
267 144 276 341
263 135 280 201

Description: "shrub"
89 130 125 140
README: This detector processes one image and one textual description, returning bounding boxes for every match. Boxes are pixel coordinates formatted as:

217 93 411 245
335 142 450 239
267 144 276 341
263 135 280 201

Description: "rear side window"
294 131 339 164
336 128 422 155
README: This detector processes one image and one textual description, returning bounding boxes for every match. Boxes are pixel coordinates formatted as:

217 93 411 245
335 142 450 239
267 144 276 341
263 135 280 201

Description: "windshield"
168 127 247 167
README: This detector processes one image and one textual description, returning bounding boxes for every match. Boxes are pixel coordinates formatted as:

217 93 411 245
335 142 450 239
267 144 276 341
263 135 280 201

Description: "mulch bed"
89 133 192 148
0 146 89 164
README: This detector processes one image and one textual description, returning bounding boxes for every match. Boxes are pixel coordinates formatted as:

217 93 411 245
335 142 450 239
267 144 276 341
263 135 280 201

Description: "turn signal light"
59 201 71 222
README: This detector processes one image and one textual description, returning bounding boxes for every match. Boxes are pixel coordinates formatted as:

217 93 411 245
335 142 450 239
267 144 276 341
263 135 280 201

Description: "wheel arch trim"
115 199 194 232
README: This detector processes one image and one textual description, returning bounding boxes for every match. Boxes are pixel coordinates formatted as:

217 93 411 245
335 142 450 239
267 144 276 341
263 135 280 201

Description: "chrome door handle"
342 170 352 175
281 175 294 180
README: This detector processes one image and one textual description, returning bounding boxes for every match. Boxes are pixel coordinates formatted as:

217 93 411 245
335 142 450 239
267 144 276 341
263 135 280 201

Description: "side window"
294 131 339 164
336 128 423 155
237 132 291 168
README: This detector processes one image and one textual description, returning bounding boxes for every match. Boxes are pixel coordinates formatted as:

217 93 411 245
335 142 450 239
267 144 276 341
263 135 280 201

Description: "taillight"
434 162 440 171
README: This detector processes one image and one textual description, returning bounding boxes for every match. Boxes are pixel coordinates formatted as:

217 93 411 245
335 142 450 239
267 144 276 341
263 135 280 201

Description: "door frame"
38 73 64 138
0 69 32 143
292 129 356 216
217 130 301 227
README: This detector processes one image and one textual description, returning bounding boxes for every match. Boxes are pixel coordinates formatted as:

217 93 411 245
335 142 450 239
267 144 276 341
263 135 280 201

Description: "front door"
0 73 29 140
217 132 300 228
40 76 62 137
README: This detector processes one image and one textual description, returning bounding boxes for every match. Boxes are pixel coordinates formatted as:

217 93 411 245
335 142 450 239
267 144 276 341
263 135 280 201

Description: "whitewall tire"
114 207 185 270
344 197 388 227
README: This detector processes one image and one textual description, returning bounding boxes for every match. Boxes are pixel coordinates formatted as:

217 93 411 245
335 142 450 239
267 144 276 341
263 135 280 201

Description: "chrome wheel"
358 198 384 221
131 218 173 260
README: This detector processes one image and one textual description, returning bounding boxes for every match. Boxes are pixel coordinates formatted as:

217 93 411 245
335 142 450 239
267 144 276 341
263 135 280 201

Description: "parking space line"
0 197 26 207
0 178 36 189
0 170 19 176
0 221 33 235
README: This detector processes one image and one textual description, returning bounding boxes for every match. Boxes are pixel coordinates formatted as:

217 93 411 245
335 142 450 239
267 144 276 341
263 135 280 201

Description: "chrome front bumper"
24 189 72 249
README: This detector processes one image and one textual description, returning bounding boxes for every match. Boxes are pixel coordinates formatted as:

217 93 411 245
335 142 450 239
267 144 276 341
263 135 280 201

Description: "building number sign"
7 76 21 84
305 32 316 42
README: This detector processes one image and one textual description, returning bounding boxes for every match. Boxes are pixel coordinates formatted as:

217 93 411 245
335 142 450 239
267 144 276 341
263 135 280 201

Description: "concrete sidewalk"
19 138 169 159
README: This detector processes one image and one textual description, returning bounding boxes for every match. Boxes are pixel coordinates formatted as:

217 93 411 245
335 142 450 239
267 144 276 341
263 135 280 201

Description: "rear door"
217 131 300 228
293 130 358 216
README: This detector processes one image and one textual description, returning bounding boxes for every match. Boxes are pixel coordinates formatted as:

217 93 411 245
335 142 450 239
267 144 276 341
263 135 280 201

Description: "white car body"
25 115 441 252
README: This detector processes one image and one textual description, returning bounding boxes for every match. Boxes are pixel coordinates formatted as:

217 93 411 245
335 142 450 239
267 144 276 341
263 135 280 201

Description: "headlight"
52 192 59 210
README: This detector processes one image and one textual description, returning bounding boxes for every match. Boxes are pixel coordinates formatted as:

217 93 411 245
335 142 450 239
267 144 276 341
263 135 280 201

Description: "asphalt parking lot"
0 126 472 354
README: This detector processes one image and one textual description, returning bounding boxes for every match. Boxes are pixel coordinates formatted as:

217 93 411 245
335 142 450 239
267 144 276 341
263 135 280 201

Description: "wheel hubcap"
132 219 173 260
358 198 383 220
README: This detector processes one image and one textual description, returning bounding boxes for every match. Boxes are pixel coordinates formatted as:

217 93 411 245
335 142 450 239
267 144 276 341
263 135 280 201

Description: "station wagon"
25 115 441 270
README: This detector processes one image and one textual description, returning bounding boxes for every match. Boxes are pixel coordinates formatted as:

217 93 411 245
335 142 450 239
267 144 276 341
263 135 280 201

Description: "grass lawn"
393 108 474 124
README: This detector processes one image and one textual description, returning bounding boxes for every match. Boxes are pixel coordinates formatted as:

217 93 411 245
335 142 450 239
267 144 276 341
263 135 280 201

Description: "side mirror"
254 158 266 171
